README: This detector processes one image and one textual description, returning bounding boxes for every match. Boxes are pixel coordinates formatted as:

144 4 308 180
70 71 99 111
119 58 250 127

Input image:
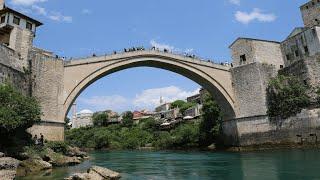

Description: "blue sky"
8 0 307 113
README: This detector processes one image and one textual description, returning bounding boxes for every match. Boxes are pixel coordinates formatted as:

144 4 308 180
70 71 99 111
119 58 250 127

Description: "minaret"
0 0 5 10
160 96 164 105
71 102 77 128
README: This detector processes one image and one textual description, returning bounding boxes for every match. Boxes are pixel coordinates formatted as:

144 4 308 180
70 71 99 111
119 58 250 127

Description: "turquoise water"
19 149 320 180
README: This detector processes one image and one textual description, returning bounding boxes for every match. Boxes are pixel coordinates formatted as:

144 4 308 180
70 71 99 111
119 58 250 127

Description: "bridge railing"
64 47 232 67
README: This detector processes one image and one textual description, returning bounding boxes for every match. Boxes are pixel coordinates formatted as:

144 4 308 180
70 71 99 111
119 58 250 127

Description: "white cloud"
11 0 47 6
49 12 73 23
132 86 200 110
79 95 128 112
150 40 175 51
229 0 240 5
82 9 91 15
150 40 194 54
32 5 46 15
235 8 276 24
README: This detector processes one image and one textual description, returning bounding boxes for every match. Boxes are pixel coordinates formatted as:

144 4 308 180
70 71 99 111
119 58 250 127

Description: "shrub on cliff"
0 84 41 152
267 75 310 119
199 93 222 147
0 84 41 133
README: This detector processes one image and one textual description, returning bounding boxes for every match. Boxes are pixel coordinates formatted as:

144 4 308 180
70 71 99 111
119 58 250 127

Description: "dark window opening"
295 50 299 57
0 16 5 24
303 80 308 86
13 16 20 25
280 65 284 69
304 46 309 54
26 22 32 30
286 54 291 61
240 54 246 65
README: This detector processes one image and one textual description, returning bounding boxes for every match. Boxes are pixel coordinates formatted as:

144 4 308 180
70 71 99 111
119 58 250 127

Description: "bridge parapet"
64 50 231 71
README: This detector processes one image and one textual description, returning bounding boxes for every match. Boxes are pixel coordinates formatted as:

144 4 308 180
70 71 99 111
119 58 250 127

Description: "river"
18 149 320 180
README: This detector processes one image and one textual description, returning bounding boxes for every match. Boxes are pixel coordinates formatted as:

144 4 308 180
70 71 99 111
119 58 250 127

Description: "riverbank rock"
0 157 21 180
0 170 16 180
88 166 121 179
42 148 81 167
0 152 5 158
65 166 121 180
0 157 21 170
67 146 88 158
17 158 52 176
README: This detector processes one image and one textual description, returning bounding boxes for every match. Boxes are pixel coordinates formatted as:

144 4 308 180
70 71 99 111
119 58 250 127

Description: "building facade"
72 109 94 129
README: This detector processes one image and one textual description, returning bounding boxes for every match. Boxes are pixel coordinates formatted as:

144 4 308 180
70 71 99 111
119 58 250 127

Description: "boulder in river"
0 157 21 180
0 170 16 180
65 165 121 180
17 158 52 176
0 152 5 158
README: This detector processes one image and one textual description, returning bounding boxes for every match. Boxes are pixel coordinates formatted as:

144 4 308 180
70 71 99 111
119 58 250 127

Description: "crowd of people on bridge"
58 46 231 67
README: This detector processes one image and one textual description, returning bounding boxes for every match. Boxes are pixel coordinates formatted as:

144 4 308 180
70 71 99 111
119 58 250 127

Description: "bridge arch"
62 51 236 121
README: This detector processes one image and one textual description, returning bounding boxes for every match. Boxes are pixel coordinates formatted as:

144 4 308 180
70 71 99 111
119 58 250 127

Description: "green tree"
0 84 41 151
199 93 222 147
0 84 41 134
122 111 134 127
93 112 108 127
267 75 310 119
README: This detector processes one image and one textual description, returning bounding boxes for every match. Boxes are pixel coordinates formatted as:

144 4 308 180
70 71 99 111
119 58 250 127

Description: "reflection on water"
18 149 320 180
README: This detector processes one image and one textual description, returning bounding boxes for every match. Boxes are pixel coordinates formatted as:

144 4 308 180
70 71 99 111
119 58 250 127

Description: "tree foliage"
122 111 134 127
93 112 108 127
0 84 41 134
199 93 222 147
267 75 310 119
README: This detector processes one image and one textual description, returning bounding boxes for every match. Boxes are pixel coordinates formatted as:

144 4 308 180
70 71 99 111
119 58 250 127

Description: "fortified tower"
300 0 320 27
0 0 42 68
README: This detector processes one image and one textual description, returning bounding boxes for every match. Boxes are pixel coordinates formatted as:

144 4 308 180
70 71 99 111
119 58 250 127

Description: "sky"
8 0 308 114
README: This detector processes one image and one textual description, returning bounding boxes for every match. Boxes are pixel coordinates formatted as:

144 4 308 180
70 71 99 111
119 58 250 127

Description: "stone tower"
0 0 42 68
300 0 320 27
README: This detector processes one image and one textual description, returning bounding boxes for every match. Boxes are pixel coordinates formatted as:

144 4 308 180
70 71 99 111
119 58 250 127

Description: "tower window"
13 16 20 25
240 54 246 64
0 16 5 24
26 22 32 30
286 54 291 61
304 46 309 54
295 50 299 57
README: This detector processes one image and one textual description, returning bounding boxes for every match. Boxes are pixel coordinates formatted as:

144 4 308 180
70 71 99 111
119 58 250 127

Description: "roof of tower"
0 7 43 26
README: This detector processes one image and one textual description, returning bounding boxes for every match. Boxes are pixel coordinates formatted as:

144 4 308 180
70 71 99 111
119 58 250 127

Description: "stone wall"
28 50 65 141
231 62 278 118
280 54 320 104
30 50 65 123
0 44 28 94
28 122 64 142
223 108 320 146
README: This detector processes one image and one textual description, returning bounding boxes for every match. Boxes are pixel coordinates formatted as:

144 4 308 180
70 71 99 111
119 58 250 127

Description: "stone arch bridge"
29 50 237 141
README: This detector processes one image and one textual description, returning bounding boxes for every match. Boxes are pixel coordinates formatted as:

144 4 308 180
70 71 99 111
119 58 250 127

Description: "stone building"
0 0 42 66
72 109 94 129
155 103 171 112
281 27 320 67
229 38 284 69
300 0 320 27
184 104 202 118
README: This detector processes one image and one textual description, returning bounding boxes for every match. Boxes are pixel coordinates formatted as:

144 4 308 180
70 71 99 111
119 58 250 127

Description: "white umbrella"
183 116 194 120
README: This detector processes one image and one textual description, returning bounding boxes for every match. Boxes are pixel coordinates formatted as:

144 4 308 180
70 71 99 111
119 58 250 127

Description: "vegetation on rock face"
171 100 196 114
267 75 310 119
199 93 222 147
0 84 41 153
